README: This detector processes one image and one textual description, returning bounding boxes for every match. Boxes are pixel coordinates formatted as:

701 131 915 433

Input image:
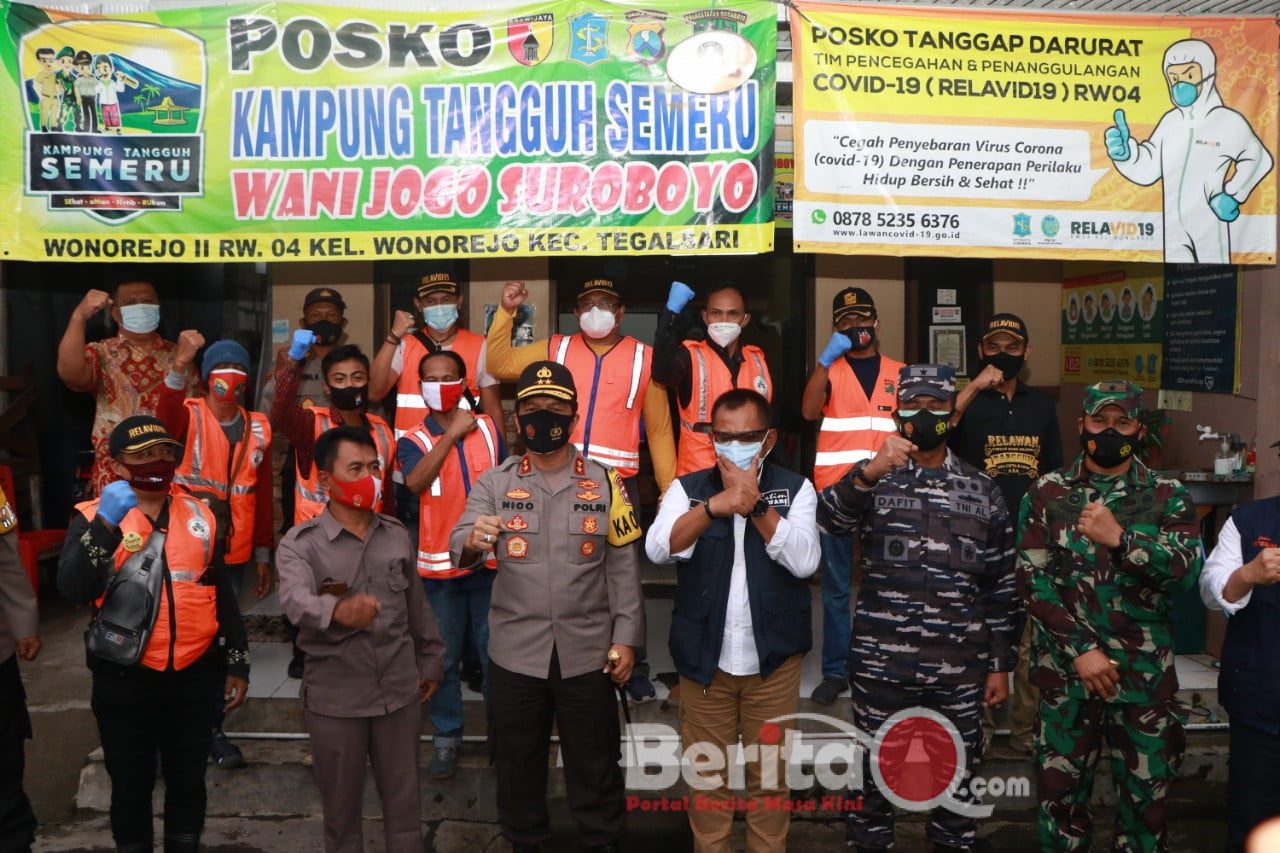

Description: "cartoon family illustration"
1104 38 1274 264
32 43 136 135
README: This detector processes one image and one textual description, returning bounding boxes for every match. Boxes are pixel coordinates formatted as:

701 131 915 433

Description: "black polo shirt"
949 382 1063 516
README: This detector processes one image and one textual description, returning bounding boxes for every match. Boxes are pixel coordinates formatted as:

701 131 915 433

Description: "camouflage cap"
1083 379 1143 417
897 363 957 401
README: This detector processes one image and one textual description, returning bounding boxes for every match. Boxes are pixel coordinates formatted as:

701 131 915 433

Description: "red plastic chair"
0 463 64 594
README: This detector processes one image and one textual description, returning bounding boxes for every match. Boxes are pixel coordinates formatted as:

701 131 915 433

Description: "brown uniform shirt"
277 508 444 717
449 450 643 680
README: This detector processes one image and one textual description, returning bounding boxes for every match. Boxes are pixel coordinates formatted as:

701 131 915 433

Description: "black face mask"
306 320 344 346
898 409 951 451
518 409 574 455
1080 427 1136 469
841 325 876 352
121 459 177 492
979 351 1025 382
329 384 368 412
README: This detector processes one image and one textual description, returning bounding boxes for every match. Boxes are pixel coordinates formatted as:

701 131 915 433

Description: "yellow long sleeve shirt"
486 306 676 492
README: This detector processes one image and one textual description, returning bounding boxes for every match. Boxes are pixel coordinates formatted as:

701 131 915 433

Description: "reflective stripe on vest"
393 329 484 436
548 334 651 478
676 342 773 476
813 356 903 490
294 411 393 525
410 414 500 579
173 399 271 564
77 492 217 672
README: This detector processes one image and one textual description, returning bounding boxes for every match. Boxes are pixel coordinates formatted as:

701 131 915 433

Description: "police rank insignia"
122 531 145 553
576 489 601 501
506 515 529 532
580 540 597 558
507 536 529 559
578 479 599 490
582 516 599 534
506 488 532 500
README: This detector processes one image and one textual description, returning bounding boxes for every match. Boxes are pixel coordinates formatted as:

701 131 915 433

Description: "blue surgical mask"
1171 74 1211 108
714 440 763 470
423 304 458 332
119 303 160 334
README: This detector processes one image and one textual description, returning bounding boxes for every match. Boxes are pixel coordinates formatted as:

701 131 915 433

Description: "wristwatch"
1112 528 1135 560
751 497 769 518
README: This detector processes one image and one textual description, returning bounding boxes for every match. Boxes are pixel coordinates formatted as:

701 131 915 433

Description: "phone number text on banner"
788 2 1277 264
0 0 776 262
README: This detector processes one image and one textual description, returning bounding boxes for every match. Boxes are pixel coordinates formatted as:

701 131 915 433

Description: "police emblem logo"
582 515 599 534
578 479 599 490
506 488 532 500
576 489 601 501
613 473 632 506
507 536 529 559
550 425 563 439
536 365 553 381
122 531 145 552
903 422 915 437
626 20 665 65
186 517 209 541
934 420 947 435
506 515 529 532
580 540 597 558
845 292 857 306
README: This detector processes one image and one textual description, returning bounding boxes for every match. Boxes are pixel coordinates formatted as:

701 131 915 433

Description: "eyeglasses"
577 299 618 313
709 429 769 444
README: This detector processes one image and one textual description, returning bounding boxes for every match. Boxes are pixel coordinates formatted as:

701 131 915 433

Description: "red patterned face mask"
327 474 381 510
208 369 247 402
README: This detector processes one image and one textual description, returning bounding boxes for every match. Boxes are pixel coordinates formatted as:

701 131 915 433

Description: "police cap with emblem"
897 363 957 401
833 287 875 322
516 360 578 404
303 287 346 312
109 415 182 458
418 273 459 298
1083 379 1143 418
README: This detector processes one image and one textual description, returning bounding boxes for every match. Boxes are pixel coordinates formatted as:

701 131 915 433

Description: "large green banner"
0 0 775 262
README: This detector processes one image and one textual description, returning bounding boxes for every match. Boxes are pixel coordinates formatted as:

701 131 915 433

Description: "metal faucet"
1196 425 1242 447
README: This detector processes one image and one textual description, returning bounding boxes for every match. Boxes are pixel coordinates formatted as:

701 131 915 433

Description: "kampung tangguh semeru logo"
21 20 206 223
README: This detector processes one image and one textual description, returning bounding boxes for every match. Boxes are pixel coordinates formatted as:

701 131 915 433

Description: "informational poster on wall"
1060 263 1163 385
1161 265 1241 394
0 0 777 262
788 2 1277 263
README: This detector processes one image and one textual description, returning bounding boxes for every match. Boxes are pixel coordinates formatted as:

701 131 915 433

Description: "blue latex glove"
1209 192 1241 222
666 280 695 313
818 331 853 368
97 481 137 526
1104 109 1131 162
288 329 316 361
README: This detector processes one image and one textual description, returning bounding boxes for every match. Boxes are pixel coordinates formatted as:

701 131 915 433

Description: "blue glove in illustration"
97 481 138 526
818 331 853 368
1105 109 1132 162
666 281 695 313
1209 192 1241 222
288 329 316 361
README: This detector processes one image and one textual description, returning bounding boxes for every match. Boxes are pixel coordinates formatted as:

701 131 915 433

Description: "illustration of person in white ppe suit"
1104 39 1273 264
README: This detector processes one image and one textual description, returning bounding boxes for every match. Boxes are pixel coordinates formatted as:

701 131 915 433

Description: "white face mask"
706 322 742 349
119 303 160 334
579 306 617 339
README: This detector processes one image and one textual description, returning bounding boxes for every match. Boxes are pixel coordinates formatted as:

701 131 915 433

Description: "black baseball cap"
418 273 459 298
833 287 875 322
109 416 181 458
303 287 345 312
982 313 1029 344
516 361 577 403
577 278 620 302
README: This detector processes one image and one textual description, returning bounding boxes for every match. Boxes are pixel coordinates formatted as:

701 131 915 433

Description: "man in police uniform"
0 483 38 852
818 364 1017 853
450 361 642 853
1019 380 1202 853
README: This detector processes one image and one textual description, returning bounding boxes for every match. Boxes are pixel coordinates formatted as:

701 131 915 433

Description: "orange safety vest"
813 355 904 490
676 341 772 476
294 409 395 525
173 398 272 564
404 414 500 579
77 490 218 672
393 328 485 439
549 333 651 478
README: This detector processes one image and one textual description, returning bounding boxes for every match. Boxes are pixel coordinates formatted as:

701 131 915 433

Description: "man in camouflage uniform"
1018 379 1203 852
819 364 1018 853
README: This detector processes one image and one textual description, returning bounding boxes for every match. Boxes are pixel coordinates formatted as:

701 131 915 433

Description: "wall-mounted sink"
1174 470 1252 506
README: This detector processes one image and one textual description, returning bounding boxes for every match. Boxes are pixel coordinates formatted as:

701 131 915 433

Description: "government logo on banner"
507 13 554 67
19 19 205 223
